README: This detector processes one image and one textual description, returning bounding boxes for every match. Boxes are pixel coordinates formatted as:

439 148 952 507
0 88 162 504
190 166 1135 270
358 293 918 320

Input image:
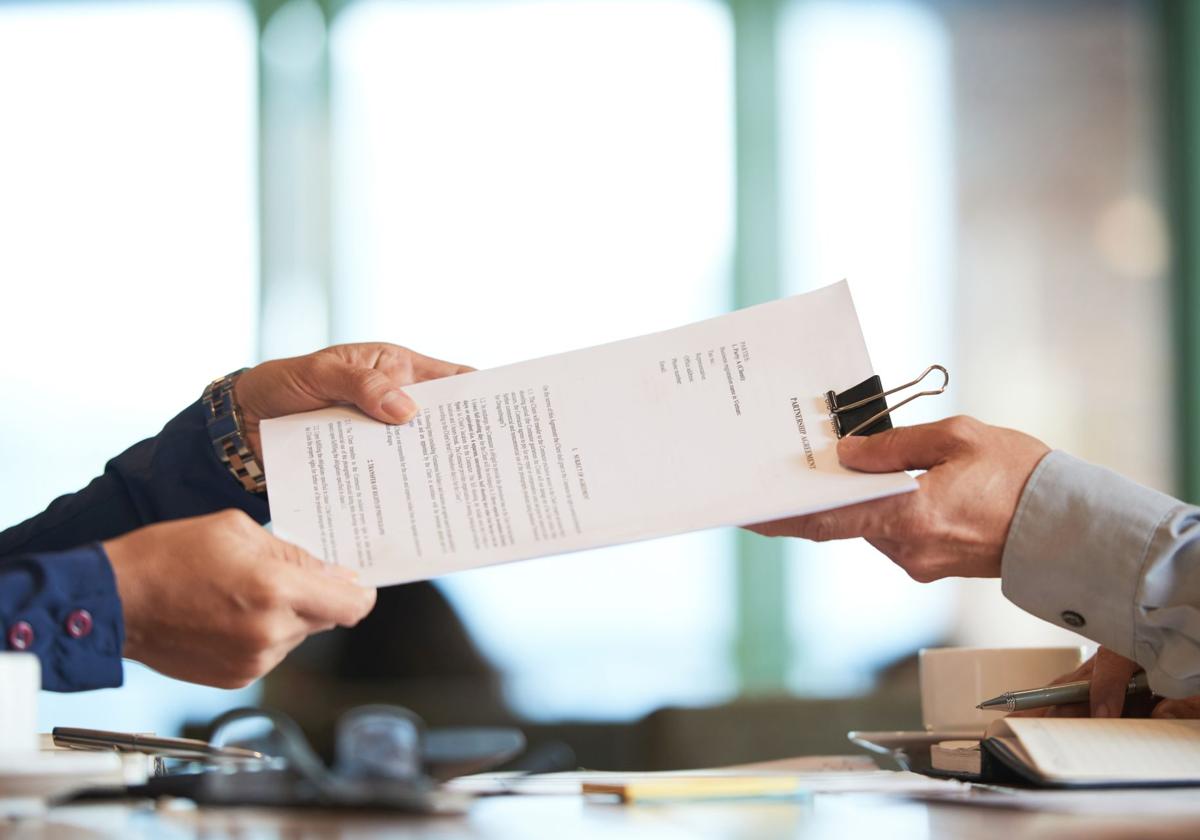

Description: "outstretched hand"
234 343 474 462
747 416 1050 581
104 510 376 688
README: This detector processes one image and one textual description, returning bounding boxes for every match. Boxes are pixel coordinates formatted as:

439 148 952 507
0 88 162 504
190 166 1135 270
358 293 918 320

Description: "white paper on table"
444 767 963 798
261 281 917 586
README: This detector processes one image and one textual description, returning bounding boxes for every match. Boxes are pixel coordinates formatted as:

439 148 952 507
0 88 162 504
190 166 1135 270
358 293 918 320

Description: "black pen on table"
977 671 1152 713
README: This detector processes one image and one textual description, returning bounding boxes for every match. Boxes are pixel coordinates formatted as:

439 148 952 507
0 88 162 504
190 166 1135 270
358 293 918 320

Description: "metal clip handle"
831 364 950 437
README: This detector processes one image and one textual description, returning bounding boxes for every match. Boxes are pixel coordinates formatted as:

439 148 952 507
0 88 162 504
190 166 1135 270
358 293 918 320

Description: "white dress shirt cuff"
1000 450 1178 663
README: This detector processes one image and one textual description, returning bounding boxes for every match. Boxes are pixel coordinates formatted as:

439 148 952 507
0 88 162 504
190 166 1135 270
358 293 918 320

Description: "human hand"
746 416 1050 581
1004 647 1200 719
235 343 474 462
1009 647 1155 719
103 509 377 688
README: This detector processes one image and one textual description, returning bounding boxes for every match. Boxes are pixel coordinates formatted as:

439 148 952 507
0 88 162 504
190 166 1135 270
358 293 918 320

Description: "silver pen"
52 726 266 761
976 671 1152 713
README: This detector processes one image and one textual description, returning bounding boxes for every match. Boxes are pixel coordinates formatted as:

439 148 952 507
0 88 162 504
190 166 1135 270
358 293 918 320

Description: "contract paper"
261 281 916 586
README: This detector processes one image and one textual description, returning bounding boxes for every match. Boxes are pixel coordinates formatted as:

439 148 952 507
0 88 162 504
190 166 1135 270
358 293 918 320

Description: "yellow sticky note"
583 776 806 803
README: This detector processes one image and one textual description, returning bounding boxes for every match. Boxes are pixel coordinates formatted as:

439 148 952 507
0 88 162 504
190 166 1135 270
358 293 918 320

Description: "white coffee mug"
0 653 39 754
918 646 1085 733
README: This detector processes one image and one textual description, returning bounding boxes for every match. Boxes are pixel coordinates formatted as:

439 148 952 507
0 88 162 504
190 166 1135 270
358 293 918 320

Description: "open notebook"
977 718 1200 788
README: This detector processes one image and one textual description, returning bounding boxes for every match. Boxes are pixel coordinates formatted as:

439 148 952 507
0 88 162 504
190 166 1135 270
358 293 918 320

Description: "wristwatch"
202 368 267 495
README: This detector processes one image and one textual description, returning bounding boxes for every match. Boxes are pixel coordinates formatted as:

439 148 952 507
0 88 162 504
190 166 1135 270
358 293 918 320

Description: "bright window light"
778 0 957 690
330 0 736 719
0 1 259 731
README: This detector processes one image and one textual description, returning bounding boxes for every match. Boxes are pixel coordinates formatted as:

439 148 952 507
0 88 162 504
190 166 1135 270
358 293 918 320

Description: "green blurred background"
2 0 1197 768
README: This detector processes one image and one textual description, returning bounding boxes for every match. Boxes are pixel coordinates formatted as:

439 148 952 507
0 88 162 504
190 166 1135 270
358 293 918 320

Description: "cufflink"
65 609 93 639
7 621 34 650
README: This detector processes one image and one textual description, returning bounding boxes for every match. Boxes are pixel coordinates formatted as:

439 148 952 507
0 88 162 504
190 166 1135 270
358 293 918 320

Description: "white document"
445 767 963 798
261 281 916 586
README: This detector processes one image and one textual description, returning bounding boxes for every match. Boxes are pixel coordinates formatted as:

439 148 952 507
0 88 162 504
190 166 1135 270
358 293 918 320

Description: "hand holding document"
261 281 917 586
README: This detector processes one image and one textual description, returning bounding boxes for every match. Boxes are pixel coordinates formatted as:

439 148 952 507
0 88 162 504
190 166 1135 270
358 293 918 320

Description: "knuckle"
892 546 936 582
384 346 415 377
351 366 378 390
302 354 348 397
231 661 267 686
246 572 285 610
308 347 337 367
349 590 377 623
940 416 965 439
251 649 283 676
287 546 322 570
216 650 273 687
213 673 253 690
216 508 252 530
942 415 979 446
216 511 261 543
807 515 836 543
240 626 273 654
302 353 333 383
880 429 909 458
905 563 937 584
750 520 790 539
242 618 288 653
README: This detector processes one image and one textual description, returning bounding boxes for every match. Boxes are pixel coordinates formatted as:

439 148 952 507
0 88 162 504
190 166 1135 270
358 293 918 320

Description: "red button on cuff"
65 609 93 639
8 621 34 650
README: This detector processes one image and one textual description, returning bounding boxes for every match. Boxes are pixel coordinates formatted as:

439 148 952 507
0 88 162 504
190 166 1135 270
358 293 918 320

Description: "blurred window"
932 0 1171 647
778 0 958 691
329 0 737 719
779 0 1168 685
0 0 1173 728
0 0 260 731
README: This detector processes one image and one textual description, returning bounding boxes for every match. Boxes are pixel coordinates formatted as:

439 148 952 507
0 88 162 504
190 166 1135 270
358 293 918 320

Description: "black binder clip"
826 364 950 438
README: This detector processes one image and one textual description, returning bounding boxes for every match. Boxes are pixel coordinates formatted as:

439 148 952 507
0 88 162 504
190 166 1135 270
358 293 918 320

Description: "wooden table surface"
11 790 1200 840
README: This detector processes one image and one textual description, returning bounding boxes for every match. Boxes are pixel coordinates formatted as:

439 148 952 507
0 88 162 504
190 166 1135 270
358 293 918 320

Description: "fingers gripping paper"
260 282 916 586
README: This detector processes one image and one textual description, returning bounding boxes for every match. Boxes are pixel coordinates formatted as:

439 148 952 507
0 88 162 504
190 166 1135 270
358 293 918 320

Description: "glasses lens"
336 706 424 781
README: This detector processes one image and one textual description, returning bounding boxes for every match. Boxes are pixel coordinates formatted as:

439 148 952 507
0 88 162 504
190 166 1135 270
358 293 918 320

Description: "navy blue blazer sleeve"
0 546 125 691
0 400 270 555
0 399 271 691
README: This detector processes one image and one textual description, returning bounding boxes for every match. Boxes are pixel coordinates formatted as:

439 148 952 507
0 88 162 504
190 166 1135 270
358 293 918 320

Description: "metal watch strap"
202 368 267 495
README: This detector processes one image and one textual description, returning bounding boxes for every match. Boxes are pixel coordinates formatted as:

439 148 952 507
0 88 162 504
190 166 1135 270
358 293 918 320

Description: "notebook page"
1003 718 1200 783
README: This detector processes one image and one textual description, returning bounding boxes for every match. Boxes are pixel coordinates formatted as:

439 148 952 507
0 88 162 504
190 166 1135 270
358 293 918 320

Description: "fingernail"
1094 702 1112 718
381 391 417 422
323 563 358 581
